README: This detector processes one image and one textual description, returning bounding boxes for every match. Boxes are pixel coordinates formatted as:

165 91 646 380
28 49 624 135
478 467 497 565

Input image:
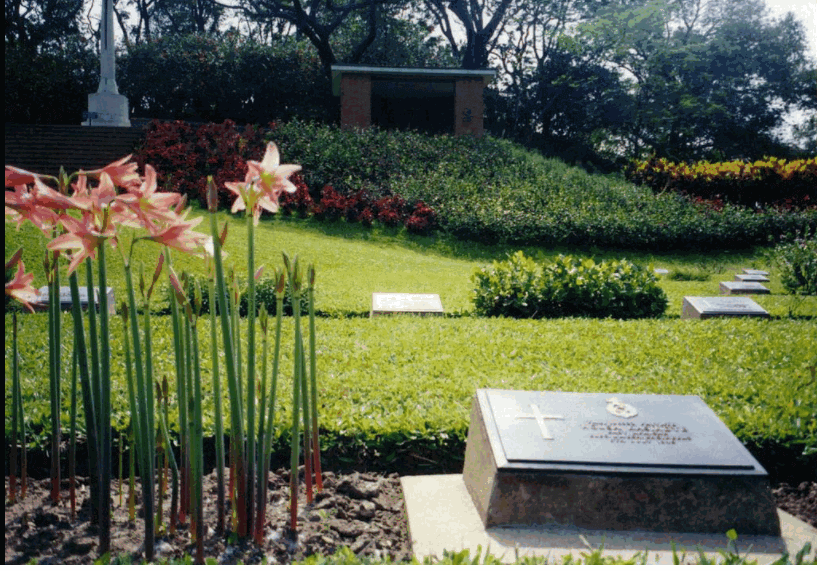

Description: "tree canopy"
5 0 815 161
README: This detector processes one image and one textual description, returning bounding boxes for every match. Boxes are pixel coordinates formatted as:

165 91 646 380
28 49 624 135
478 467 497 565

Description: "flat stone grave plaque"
682 296 769 318
742 268 769 276
371 293 443 317
720 281 770 295
653 268 669 275
462 389 780 535
735 274 770 282
37 286 116 315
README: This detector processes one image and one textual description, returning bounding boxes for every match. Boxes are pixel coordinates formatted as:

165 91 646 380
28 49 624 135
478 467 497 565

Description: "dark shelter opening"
371 79 454 135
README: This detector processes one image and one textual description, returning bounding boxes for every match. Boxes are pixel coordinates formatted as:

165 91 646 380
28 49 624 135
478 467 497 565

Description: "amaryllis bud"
219 222 229 247
139 263 147 298
207 176 218 212
259 305 268 333
275 270 286 294
175 194 188 215
147 252 164 300
168 267 185 303
308 264 315 287
254 265 265 281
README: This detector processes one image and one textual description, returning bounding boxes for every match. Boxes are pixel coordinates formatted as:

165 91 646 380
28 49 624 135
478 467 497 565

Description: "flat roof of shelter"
331 65 496 96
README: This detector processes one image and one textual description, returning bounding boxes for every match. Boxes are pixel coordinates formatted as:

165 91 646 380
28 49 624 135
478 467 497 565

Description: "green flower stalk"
207 177 248 537
166 249 188 526
245 215 258 537
5 249 36 504
119 302 142 527
83 259 102 525
157 377 180 535
307 265 323 491
45 248 61 505
124 256 157 561
255 270 285 545
10 311 22 504
285 253 306 532
69 336 79 522
207 258 226 535
67 266 101 533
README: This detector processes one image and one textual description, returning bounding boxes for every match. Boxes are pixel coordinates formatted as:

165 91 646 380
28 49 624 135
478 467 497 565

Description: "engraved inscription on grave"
371 292 444 316
582 420 692 445
484 390 760 471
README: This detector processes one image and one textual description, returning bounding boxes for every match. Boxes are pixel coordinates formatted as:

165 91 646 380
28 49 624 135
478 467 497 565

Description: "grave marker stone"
742 269 769 276
37 286 116 315
735 274 770 282
682 296 769 318
720 281 770 295
370 293 444 317
462 389 780 535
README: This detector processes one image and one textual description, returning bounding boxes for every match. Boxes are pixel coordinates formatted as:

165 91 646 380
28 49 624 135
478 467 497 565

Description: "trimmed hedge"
472 252 668 319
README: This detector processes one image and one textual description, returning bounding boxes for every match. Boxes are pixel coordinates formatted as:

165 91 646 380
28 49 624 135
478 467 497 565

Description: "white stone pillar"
84 0 130 127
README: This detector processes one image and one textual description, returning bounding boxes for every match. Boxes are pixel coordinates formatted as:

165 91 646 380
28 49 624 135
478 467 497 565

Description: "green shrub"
668 268 711 281
773 232 817 295
472 252 668 319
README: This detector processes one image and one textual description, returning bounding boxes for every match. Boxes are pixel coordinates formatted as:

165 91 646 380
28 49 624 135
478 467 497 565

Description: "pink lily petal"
5 257 40 312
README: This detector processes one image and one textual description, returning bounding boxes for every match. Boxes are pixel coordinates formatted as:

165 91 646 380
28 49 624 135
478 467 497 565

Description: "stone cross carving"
516 403 564 440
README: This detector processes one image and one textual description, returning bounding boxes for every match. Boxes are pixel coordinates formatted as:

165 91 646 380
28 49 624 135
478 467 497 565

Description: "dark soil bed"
5 472 815 565
5 469 412 565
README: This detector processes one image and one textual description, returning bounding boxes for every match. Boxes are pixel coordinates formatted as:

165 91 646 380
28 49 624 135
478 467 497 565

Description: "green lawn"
6 214 816 462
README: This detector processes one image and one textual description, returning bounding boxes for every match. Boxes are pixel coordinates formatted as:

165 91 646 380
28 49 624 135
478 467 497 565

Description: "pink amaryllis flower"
116 165 182 231
86 155 142 190
141 213 207 255
4 176 79 234
5 166 38 188
5 249 41 312
248 142 301 197
5 184 59 233
226 143 301 225
47 211 118 274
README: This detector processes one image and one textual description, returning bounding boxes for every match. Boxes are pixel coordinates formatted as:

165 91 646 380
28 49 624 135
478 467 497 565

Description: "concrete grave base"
461 391 780 536
401 474 817 564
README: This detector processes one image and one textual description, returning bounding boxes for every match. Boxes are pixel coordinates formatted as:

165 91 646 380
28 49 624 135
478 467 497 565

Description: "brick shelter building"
331 65 496 137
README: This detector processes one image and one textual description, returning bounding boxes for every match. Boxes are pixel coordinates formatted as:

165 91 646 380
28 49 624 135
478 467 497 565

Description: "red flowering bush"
136 120 439 233
373 195 406 227
358 207 375 227
312 185 348 222
279 173 314 217
135 119 269 208
405 201 437 234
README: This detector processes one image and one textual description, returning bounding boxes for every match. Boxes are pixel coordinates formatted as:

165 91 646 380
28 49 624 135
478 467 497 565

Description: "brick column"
454 79 485 137
340 74 372 130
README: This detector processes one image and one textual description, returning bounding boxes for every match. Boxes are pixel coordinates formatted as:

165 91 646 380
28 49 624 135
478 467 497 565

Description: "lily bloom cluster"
5 156 208 277
222 142 301 223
